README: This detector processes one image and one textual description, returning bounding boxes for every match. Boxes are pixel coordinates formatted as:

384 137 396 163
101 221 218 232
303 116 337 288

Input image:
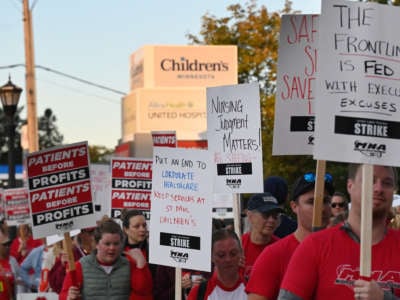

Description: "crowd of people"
1 163 400 299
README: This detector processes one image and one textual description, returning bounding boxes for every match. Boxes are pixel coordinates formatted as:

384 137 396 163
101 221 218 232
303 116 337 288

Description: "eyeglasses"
303 173 333 183
261 211 281 220
331 202 345 208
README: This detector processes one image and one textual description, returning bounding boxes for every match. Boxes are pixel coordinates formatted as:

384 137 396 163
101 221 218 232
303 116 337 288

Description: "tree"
88 145 113 163
186 0 350 189
0 107 64 165
0 106 24 166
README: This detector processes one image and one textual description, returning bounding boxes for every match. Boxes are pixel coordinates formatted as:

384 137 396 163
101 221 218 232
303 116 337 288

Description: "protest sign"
17 293 58 300
207 82 263 193
90 163 111 218
26 141 96 238
111 157 152 219
151 131 177 148
314 0 400 165
273 14 319 155
149 147 213 271
4 187 30 226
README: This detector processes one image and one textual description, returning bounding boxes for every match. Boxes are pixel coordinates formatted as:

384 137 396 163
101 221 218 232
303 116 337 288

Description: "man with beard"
278 164 400 300
246 172 333 300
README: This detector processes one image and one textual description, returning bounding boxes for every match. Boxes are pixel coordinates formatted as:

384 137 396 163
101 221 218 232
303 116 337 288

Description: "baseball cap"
264 176 288 205
247 192 284 214
292 173 335 201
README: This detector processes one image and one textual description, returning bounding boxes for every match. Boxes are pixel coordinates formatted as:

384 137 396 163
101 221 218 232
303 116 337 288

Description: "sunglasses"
303 173 333 183
331 202 345 208
261 211 281 220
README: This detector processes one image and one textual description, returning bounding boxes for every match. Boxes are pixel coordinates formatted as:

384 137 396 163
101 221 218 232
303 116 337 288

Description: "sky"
0 0 321 149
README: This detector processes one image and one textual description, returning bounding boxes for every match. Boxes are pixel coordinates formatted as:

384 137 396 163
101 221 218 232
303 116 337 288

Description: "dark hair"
94 217 123 244
348 163 398 187
212 229 241 251
332 191 348 203
121 209 145 229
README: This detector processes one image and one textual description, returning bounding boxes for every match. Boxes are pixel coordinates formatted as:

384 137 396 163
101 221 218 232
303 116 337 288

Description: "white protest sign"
273 14 319 155
149 147 213 271
110 157 152 219
26 141 97 238
207 82 263 193
212 193 234 219
314 0 400 165
90 163 111 219
17 293 58 300
4 187 30 226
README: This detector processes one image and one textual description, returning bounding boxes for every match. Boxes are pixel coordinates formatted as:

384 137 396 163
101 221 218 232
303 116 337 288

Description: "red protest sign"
4 187 30 225
27 141 96 238
111 158 152 219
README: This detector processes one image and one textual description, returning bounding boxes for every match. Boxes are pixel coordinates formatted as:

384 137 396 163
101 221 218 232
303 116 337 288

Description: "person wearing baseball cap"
242 192 284 282
246 172 334 300
264 176 297 238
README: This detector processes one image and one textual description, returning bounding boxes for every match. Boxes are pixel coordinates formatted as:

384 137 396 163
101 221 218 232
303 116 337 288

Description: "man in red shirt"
246 172 334 300
279 164 400 300
242 192 283 282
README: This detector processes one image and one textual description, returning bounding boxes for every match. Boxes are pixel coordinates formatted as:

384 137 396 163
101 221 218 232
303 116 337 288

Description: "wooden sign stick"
175 267 182 300
312 160 327 232
233 193 241 237
360 164 373 277
63 232 77 286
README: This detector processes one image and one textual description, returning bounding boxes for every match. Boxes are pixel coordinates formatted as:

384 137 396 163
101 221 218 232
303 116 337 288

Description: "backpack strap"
197 280 208 300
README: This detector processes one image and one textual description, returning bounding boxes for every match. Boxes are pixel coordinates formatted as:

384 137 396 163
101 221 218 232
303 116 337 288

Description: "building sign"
122 88 207 139
129 45 237 89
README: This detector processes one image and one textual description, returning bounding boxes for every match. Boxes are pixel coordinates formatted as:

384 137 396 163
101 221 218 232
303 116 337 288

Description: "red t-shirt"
241 232 279 281
0 259 15 300
187 272 246 300
281 225 400 299
246 233 299 299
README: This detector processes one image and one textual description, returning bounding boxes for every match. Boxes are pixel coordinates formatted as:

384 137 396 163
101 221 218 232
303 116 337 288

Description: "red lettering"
286 15 318 44
280 75 314 100
304 45 317 77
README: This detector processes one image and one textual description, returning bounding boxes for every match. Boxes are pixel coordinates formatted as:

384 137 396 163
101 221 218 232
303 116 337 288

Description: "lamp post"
0 77 22 188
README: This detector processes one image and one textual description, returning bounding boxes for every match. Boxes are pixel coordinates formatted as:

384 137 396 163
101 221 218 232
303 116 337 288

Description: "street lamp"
0 76 22 188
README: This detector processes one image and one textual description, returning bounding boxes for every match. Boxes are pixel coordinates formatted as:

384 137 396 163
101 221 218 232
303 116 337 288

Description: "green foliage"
187 0 349 192
88 145 113 163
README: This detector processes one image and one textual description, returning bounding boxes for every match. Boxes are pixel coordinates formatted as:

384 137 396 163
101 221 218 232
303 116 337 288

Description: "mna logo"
307 135 314 145
55 220 74 231
170 250 189 263
354 140 386 158
226 178 241 189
